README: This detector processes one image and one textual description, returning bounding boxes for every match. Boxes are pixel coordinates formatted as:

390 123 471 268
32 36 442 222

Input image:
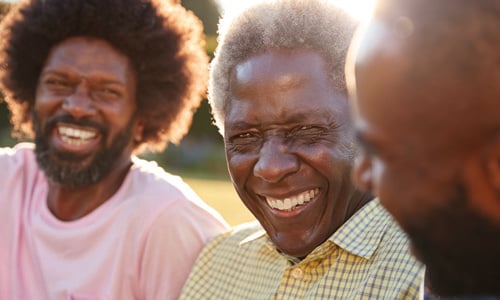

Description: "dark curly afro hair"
0 0 209 153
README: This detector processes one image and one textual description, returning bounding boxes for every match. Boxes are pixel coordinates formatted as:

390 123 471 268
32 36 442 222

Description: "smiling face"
224 49 369 258
34 36 139 186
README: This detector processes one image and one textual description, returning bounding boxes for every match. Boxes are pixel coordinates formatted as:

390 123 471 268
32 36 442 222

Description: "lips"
265 188 320 211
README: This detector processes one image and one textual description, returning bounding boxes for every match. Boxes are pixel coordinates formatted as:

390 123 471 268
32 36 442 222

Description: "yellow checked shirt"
180 199 424 299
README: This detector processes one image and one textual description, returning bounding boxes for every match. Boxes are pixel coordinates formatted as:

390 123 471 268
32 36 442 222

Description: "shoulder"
196 220 265 259
0 143 43 189
0 143 37 171
128 156 197 200
209 221 264 246
125 157 225 217
122 157 229 235
180 221 271 299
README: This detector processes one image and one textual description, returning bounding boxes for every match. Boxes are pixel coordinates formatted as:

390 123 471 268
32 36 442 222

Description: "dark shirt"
425 294 500 300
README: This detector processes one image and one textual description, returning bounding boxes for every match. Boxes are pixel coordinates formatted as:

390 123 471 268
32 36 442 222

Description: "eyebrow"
40 70 126 86
40 70 69 78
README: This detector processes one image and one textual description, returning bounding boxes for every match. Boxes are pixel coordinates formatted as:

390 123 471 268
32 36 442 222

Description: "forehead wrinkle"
226 109 338 132
232 71 307 97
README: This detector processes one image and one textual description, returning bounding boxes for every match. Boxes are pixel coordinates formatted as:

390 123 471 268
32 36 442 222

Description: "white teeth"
58 126 97 145
298 194 304 205
265 188 319 211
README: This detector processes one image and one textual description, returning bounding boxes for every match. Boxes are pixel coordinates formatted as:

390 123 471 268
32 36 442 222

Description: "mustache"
43 114 108 136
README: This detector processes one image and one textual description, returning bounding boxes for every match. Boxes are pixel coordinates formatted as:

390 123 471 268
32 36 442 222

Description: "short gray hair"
209 0 358 134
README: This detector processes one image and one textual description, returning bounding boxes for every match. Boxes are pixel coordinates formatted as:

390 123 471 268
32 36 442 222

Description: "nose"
352 153 373 192
61 82 96 119
254 138 299 183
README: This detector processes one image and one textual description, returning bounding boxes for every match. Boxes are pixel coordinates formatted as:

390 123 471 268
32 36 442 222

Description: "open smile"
264 188 320 212
58 125 98 146
53 123 102 154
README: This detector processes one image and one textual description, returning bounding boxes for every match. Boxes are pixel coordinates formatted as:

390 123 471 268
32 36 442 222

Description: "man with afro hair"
0 0 229 299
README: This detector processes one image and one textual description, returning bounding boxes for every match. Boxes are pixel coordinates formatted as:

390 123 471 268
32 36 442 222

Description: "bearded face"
34 112 134 187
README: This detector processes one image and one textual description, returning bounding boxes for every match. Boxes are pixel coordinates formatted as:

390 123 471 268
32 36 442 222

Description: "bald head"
349 0 500 157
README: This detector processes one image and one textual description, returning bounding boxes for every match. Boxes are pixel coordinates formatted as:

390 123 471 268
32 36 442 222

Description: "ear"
133 119 145 143
462 135 500 223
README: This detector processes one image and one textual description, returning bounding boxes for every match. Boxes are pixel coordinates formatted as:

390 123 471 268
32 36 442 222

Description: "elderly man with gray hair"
180 0 423 299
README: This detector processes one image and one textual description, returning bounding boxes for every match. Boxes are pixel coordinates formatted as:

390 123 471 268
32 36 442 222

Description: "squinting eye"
231 132 259 143
45 79 70 87
100 88 119 95
289 125 324 136
227 131 262 153
93 87 122 100
237 133 253 138
229 131 261 145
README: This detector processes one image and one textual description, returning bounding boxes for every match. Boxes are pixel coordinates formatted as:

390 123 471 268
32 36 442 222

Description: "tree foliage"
181 0 220 36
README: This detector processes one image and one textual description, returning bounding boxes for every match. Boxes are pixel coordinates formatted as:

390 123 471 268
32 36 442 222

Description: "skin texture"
347 1 500 295
225 49 371 258
34 37 142 221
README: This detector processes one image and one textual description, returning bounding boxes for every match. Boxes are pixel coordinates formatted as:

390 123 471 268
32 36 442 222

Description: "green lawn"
184 177 256 227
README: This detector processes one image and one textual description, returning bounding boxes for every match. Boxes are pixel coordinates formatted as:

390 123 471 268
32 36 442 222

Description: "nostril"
254 152 299 183
62 95 95 118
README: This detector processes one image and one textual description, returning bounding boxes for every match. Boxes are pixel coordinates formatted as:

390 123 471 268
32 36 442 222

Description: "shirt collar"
238 198 391 260
330 198 391 259
239 227 267 245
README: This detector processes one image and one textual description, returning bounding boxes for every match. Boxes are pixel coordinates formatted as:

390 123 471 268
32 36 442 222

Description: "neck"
46 159 132 221
347 190 374 219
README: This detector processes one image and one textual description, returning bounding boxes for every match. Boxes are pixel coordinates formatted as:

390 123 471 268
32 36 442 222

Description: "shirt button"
291 268 303 279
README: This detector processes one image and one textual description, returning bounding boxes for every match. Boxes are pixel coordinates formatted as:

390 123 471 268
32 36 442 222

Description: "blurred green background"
0 0 256 226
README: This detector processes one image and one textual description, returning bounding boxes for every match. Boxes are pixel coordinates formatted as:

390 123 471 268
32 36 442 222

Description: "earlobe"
134 120 145 142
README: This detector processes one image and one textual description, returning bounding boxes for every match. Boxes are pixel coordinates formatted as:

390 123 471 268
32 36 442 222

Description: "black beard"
407 184 500 297
34 113 134 188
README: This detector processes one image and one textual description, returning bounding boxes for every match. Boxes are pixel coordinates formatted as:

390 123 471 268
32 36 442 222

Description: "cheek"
313 148 353 180
225 152 254 186
34 92 62 115
102 101 135 121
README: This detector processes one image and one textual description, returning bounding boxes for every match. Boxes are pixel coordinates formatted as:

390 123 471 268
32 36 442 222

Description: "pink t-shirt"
0 143 230 300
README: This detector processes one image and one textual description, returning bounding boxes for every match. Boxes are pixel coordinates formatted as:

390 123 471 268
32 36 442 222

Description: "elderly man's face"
33 36 139 186
348 20 500 295
224 49 364 258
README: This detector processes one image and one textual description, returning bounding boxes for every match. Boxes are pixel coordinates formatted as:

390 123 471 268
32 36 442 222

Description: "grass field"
183 177 256 226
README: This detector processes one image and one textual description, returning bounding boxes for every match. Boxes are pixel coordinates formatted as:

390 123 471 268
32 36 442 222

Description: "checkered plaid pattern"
181 199 424 299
